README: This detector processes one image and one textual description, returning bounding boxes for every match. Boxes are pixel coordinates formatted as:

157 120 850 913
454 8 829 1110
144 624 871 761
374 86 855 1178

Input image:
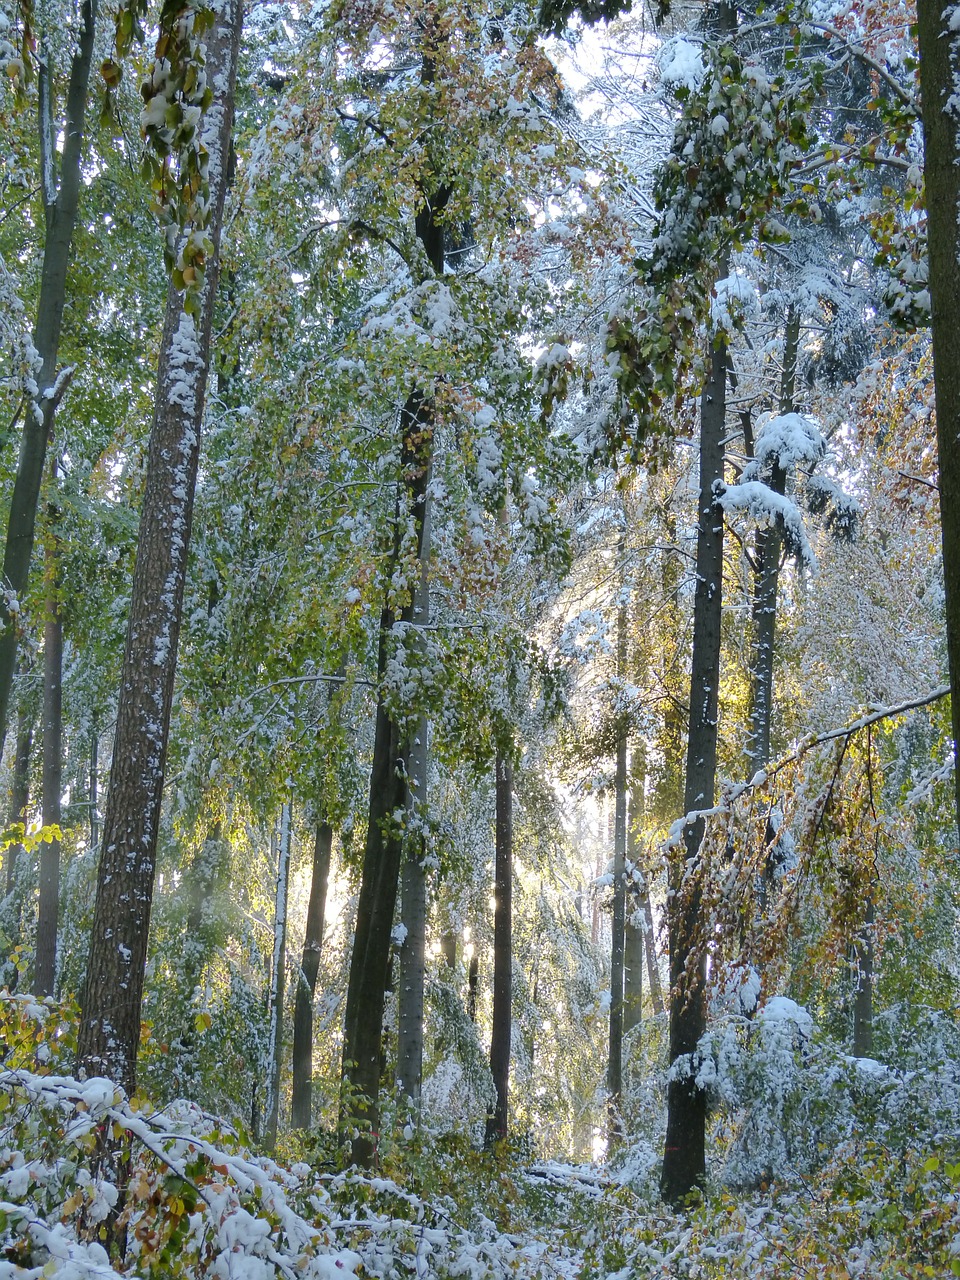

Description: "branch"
804 20 918 112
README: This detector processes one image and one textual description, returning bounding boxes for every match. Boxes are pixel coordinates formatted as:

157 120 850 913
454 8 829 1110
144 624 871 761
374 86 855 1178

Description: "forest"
1 0 959 1273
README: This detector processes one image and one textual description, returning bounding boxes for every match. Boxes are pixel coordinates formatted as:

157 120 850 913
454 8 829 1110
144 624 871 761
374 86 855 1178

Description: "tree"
916 0 960 838
291 818 333 1130
35 458 61 997
0 0 98 756
77 0 243 1091
484 749 513 1147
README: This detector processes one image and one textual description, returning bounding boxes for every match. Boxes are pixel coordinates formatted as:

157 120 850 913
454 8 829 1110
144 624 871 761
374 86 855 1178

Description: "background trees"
0 1 957 1265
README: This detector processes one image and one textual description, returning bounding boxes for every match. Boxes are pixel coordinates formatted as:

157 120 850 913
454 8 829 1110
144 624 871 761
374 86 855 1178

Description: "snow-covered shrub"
694 996 960 1188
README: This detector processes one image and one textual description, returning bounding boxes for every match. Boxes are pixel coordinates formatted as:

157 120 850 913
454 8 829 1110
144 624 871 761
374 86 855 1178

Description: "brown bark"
0 0 97 756
607 596 628 1144
340 398 434 1164
917 0 960 838
36 464 62 998
484 751 513 1147
661 328 728 1206
76 0 243 1091
291 820 333 1130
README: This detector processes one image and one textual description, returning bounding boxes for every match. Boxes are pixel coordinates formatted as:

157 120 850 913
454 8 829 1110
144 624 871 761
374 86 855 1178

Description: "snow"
752 412 826 470
756 996 813 1034
710 274 758 333
658 37 706 93
718 480 815 568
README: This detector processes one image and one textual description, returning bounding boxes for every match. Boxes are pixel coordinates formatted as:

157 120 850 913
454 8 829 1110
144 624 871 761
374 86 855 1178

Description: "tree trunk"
852 895 874 1057
89 717 99 854
607 596 628 1144
264 802 293 1151
36 466 62 998
396 483 433 1105
467 951 479 1022
917 0 960 839
170 823 226 1098
484 750 513 1148
746 305 799 781
291 820 333 1130
642 893 664 1016
624 795 644 1040
0 0 98 757
76 0 243 1092
661 328 728 1207
2 695 33 987
340 59 446 1156
341 396 434 1165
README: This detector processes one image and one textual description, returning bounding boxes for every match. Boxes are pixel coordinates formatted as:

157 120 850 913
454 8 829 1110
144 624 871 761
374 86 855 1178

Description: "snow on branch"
717 479 815 567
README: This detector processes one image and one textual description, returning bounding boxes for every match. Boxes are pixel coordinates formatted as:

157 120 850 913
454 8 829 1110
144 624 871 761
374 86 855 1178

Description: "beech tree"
916 0 960 837
77 0 243 1090
0 0 97 756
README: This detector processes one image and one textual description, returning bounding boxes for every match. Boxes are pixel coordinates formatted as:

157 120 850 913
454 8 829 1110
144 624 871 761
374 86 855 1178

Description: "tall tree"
264 802 292 1151
395 485 433 1104
76 0 243 1091
916 0 960 838
0 0 98 756
607 593 628 1144
291 819 333 1130
35 459 62 997
660 325 728 1206
339 14 445 1165
484 749 513 1147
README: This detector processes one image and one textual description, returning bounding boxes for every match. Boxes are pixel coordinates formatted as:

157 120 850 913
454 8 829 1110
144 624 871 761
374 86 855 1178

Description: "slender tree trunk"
0 0 97 756
440 929 457 971
340 51 446 1155
852 895 874 1057
917 0 960 839
624 795 644 1040
661 328 728 1206
467 951 479 1022
5 706 33 896
35 466 62 998
485 751 513 1147
89 717 98 854
746 306 799 782
608 596 628 1144
291 820 333 1130
76 0 243 1091
170 823 225 1098
2 694 33 988
340 398 433 1164
624 910 644 1035
396 484 433 1104
264 802 293 1151
642 893 664 1016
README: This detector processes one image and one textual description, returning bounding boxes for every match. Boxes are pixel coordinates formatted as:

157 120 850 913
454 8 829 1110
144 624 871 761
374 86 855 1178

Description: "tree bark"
89 717 99 855
341 396 434 1165
76 0 243 1092
642 893 664 1016
35 464 62 998
2 690 33 988
340 42 446 1155
396 483 433 1105
746 305 799 780
607 596 628 1144
852 894 874 1057
291 820 333 1130
917 0 960 839
264 802 293 1151
661 329 728 1206
484 750 513 1147
624 793 644 1041
0 0 97 757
